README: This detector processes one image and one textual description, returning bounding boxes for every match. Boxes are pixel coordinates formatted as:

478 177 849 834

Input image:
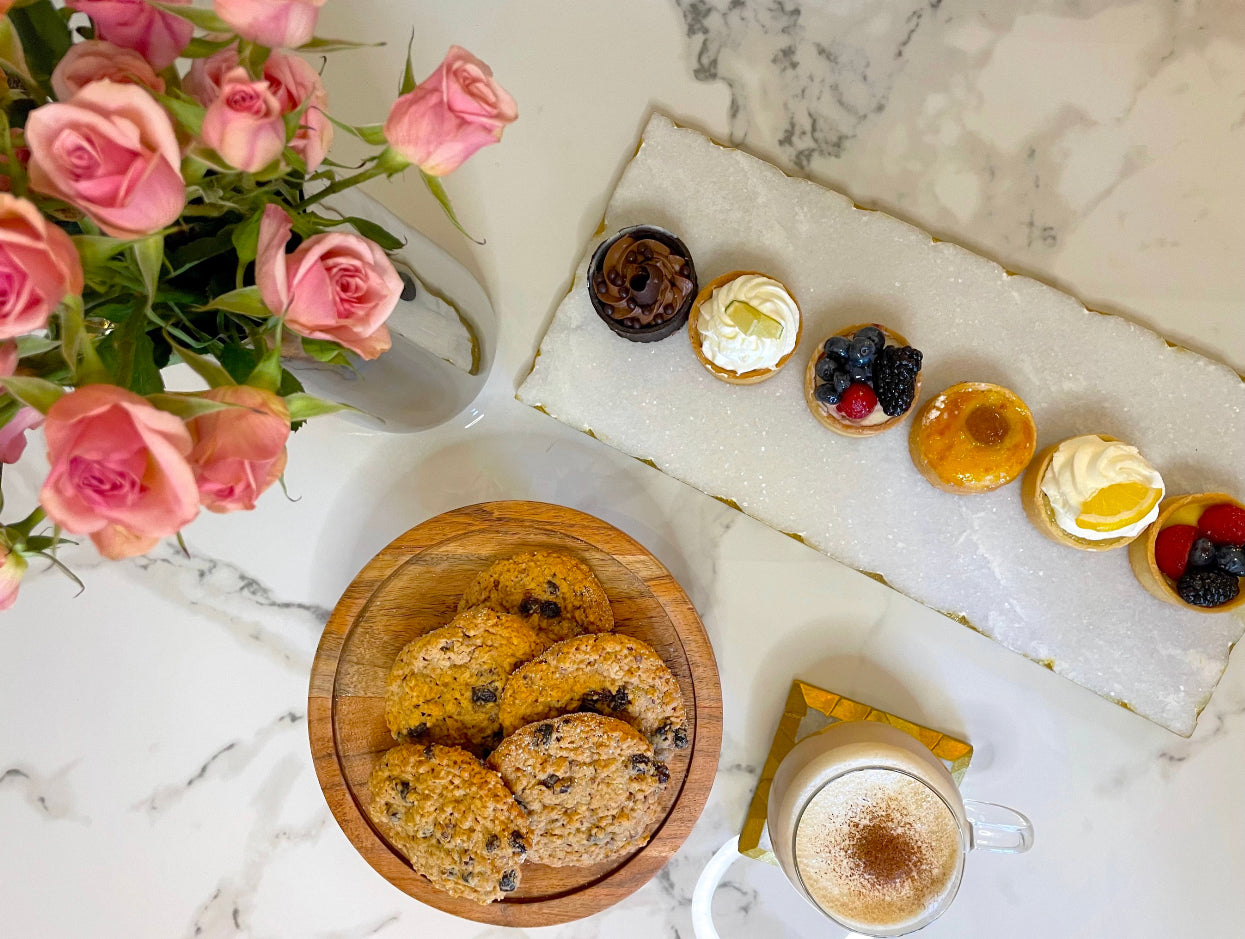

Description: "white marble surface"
2 1 1243 937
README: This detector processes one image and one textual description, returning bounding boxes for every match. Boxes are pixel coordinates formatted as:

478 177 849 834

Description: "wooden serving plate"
308 501 723 926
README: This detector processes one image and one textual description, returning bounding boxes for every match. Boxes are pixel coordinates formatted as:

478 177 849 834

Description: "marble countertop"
3 1 1243 937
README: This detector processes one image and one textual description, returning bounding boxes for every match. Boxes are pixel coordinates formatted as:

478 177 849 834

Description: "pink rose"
26 81 185 239
0 546 26 611
65 0 193 71
186 385 289 513
41 384 199 560
256 204 398 360
383 46 517 176
51 40 167 100
0 194 85 338
214 0 326 50
187 50 331 171
0 341 15 376
200 67 286 173
0 407 42 464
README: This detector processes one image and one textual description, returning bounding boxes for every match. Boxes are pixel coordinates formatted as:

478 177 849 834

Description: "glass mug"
692 721 1033 938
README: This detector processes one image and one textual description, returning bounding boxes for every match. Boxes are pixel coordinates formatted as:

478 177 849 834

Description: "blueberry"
848 336 877 366
831 369 852 395
853 326 885 350
823 336 850 361
848 364 872 385
815 355 839 382
1215 544 1245 577
813 382 841 406
1188 537 1216 569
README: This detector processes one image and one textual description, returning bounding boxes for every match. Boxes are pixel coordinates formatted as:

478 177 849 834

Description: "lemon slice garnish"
725 300 784 340
1076 482 1163 532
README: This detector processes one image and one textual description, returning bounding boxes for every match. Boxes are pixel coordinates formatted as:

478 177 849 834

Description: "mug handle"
963 800 1035 853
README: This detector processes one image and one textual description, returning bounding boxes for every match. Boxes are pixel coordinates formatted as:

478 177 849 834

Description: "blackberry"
1177 569 1239 608
872 345 923 416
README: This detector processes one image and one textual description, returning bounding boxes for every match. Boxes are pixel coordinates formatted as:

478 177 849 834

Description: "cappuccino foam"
794 768 963 932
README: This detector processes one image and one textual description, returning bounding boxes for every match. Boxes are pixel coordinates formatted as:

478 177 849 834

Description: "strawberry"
836 382 878 421
1198 503 1245 546
1154 525 1199 580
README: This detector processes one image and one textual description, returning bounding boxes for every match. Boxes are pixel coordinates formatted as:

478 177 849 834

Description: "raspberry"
1197 503 1245 545
836 382 877 421
1154 525 1199 580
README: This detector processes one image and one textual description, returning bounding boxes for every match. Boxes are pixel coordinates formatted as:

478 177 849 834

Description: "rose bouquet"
0 0 517 609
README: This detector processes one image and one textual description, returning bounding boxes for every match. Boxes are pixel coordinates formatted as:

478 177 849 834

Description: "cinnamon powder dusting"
844 814 922 886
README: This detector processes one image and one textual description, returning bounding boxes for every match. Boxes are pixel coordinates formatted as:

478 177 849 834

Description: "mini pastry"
688 271 801 384
1022 435 1164 551
1129 493 1245 612
805 323 922 436
909 382 1037 494
588 225 697 342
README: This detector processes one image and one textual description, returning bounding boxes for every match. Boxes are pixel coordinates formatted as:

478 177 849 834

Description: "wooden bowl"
688 270 802 384
308 501 723 926
1128 492 1245 613
803 322 920 437
1021 436 1140 552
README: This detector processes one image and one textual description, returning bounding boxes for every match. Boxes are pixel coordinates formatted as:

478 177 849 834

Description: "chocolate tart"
687 271 802 385
588 225 697 342
1128 493 1245 613
804 322 920 437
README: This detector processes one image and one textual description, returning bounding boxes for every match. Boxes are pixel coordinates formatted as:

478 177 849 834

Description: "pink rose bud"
383 46 517 176
65 0 193 72
51 39 167 100
0 194 85 339
0 407 42 464
186 385 290 513
41 384 200 560
26 82 185 239
0 545 27 611
201 67 286 173
214 0 326 50
256 204 399 360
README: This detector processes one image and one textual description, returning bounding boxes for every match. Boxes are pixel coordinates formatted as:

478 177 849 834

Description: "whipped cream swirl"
1040 435 1164 540
698 274 799 373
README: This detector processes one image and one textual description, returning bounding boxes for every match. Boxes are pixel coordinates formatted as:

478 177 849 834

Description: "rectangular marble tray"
518 114 1245 737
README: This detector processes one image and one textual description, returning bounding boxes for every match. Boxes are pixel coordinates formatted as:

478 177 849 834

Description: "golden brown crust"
687 271 803 385
1020 437 1135 552
803 322 921 437
1128 493 1245 613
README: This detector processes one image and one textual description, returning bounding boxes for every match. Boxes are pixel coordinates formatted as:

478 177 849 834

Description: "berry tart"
804 323 922 436
1021 434 1164 551
588 225 698 342
1129 493 1245 613
688 271 802 384
909 382 1037 494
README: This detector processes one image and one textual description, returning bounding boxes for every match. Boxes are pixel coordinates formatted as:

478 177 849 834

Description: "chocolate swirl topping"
591 235 694 328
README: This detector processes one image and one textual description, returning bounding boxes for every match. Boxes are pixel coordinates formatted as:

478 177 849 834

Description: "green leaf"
72 233 130 270
23 536 62 553
98 314 164 395
341 216 404 251
8 1 70 94
299 337 351 367
132 234 164 300
149 1 231 32
239 39 270 75
277 367 303 399
155 93 206 137
420 171 482 243
60 296 110 384
325 115 388 146
283 392 360 421
0 376 64 414
15 335 59 358
168 339 236 388
198 286 271 318
146 393 236 421
300 37 383 53
167 225 235 275
218 342 258 383
247 345 281 392
230 212 262 267
0 17 38 93
183 35 237 59
399 32 417 95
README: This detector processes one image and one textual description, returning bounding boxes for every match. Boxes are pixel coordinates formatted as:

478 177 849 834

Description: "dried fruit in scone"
368 743 530 903
487 713 669 867
385 607 547 755
457 551 613 643
501 633 689 756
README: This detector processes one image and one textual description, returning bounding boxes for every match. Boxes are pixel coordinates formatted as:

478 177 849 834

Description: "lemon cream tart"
688 272 801 384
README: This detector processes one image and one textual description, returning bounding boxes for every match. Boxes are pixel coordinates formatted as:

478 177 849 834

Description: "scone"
385 607 547 755
909 382 1037 494
1021 434 1163 551
688 271 802 384
487 713 670 867
500 633 690 756
457 551 613 643
368 743 530 903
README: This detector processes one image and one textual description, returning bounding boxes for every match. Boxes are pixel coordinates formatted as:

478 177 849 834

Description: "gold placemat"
739 679 973 861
